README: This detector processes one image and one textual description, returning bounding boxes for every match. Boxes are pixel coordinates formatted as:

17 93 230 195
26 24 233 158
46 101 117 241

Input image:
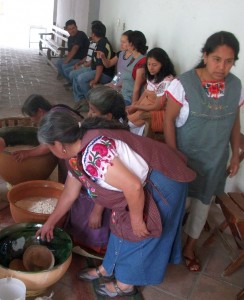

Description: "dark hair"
146 47 176 83
91 20 103 26
128 31 148 55
87 86 128 126
122 30 133 39
21 94 83 120
91 22 106 38
22 94 52 116
38 111 128 146
196 31 240 68
65 19 77 28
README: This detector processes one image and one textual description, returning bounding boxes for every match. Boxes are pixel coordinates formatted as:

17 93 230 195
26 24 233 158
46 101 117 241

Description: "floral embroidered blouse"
147 75 174 98
80 136 149 192
166 77 244 128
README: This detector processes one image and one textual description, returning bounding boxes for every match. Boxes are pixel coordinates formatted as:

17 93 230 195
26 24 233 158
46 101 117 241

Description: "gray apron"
176 69 241 204
121 54 145 103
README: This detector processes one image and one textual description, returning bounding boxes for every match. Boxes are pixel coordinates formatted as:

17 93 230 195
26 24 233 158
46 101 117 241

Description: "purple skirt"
64 191 111 250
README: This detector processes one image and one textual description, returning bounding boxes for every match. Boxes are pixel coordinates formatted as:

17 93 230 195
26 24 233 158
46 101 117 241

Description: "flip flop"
77 267 114 281
184 254 201 272
96 282 138 298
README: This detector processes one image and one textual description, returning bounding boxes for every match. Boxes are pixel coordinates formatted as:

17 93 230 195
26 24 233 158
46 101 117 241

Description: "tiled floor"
0 47 243 299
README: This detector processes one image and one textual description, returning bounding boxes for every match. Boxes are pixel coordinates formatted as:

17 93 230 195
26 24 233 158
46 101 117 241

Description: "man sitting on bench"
72 21 115 111
56 19 90 80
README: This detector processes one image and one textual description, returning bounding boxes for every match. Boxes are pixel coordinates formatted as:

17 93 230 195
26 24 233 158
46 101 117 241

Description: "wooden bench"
237 287 244 300
204 192 244 276
39 25 69 70
203 148 244 276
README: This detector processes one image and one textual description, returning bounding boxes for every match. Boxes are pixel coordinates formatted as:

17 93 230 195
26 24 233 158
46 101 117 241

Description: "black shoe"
77 267 114 281
73 101 83 110
63 82 72 87
96 282 138 297
57 73 64 80
78 102 89 112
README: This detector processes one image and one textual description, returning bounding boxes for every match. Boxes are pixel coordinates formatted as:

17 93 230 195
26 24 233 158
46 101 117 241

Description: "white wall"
99 0 244 80
99 0 244 193
55 0 90 32
99 0 244 124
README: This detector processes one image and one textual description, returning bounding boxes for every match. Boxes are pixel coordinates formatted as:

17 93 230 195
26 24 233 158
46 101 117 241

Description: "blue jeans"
124 99 131 106
72 67 92 101
55 58 80 80
73 69 112 101
68 66 91 83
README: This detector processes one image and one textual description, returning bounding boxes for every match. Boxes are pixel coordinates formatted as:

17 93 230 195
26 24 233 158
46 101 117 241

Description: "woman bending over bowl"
36 108 195 298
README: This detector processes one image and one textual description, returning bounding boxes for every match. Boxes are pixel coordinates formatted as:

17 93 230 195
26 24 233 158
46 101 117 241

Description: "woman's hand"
130 217 150 238
88 203 104 229
88 210 102 229
96 51 105 59
126 105 137 115
12 150 30 162
227 155 239 177
103 157 148 238
74 62 82 70
89 80 98 88
36 221 55 242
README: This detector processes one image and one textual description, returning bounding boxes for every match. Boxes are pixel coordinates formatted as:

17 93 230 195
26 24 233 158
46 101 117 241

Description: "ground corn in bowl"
7 180 64 223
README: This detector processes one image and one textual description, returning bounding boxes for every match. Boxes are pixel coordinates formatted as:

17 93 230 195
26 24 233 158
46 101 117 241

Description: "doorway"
0 0 54 48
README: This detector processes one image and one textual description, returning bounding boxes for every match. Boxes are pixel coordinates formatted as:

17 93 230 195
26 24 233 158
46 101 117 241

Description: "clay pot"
0 117 58 185
7 180 64 223
0 151 58 185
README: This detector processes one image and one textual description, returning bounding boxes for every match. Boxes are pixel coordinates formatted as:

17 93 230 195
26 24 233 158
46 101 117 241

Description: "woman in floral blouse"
164 31 243 272
36 111 195 298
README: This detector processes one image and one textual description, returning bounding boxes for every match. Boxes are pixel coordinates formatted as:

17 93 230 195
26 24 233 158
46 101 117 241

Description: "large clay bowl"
7 180 64 223
0 223 73 294
0 151 58 185
0 118 58 185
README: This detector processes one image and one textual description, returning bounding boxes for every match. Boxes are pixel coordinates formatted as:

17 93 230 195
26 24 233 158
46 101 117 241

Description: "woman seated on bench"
127 48 176 136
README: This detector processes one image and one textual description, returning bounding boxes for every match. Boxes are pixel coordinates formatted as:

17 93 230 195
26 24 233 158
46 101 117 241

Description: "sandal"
95 282 138 298
77 267 114 281
183 254 201 272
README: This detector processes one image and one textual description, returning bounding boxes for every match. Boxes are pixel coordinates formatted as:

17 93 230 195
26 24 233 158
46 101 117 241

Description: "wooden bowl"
7 180 64 223
23 245 55 272
0 223 72 294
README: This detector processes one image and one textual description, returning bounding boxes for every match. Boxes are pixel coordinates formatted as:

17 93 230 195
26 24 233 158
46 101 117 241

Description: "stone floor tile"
190 275 241 300
203 238 244 287
150 263 199 299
